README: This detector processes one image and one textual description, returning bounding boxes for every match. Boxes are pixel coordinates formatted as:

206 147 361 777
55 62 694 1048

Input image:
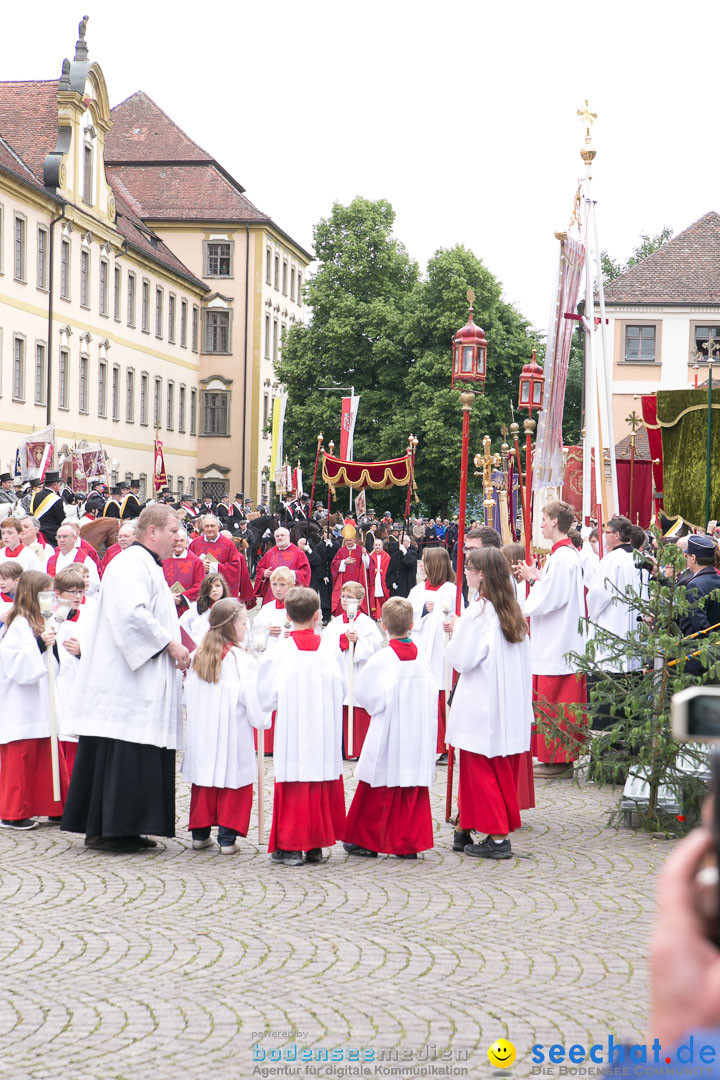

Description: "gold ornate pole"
625 409 641 524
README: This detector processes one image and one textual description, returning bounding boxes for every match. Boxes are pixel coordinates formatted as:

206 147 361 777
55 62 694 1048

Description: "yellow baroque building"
0 21 311 503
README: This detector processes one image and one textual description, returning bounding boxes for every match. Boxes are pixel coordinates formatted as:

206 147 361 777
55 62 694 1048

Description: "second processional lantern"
451 289 488 390
518 351 544 412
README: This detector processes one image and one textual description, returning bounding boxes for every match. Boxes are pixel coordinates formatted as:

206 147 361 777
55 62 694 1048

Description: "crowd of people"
0 472 719 867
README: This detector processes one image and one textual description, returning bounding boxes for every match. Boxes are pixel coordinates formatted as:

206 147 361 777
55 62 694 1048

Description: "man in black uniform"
120 479 142 520
29 470 66 546
679 534 720 677
223 493 247 536
0 472 18 521
103 486 122 518
85 481 107 517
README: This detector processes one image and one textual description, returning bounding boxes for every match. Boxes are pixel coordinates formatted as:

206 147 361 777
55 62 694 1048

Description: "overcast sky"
4 1 719 335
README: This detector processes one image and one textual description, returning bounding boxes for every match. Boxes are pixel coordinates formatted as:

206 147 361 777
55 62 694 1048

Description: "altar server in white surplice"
586 515 643 673
182 599 270 854
61 505 190 853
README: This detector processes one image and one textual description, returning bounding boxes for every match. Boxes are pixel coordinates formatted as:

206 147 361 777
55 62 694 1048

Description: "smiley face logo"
488 1039 516 1068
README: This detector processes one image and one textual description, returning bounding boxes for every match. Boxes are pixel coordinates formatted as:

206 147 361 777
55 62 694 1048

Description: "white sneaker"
192 837 214 850
220 840 240 855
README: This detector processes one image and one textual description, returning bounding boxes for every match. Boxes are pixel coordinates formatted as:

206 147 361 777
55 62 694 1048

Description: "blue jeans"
192 825 237 845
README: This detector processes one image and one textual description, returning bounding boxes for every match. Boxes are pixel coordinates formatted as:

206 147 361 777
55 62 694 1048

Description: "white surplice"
182 646 271 788
178 602 211 650
445 599 532 758
0 544 40 573
521 543 586 675
586 545 643 672
407 580 462 687
0 615 61 742
70 544 183 749
322 612 383 706
252 599 292 653
353 646 438 788
257 636 345 782
55 605 96 741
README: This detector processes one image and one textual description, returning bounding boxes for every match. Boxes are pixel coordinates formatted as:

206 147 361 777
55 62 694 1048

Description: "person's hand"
174 595 183 606
269 625 282 637
425 599 434 612
346 629 358 644
443 614 457 634
167 640 190 671
650 826 720 1047
62 637 81 656
707 520 718 536
264 568 272 579
41 627 56 647
516 560 540 583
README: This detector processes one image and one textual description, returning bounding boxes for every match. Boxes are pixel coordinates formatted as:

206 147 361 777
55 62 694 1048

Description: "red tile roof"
106 163 269 223
615 427 651 460
106 92 212 164
111 184 206 290
0 80 58 182
604 212 720 305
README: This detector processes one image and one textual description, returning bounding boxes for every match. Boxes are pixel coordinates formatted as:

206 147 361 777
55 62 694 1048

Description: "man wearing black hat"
103 486 122 518
223 492 247 536
29 471 65 546
84 481 107 518
679 534 720 675
0 472 18 521
120 480 142 520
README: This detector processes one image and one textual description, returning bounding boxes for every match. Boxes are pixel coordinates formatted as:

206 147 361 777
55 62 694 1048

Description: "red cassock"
163 551 206 615
189 536 253 604
253 544 311 604
78 538 102 572
100 542 121 576
330 545 370 615
367 549 391 620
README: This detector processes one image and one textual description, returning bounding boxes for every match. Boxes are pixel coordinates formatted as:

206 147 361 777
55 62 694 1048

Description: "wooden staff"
308 433 323 519
443 601 455 823
345 597 359 757
37 591 61 802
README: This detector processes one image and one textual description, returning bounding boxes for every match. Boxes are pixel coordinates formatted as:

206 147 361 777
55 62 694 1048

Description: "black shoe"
396 853 417 859
304 848 323 864
436 752 449 765
270 849 287 863
134 836 158 849
453 829 473 852
464 836 512 860
343 842 378 858
270 849 303 866
47 816 63 823
87 836 150 853
0 818 39 830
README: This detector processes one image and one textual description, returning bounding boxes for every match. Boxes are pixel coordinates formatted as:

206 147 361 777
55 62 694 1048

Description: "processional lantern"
451 289 488 391
518 350 545 413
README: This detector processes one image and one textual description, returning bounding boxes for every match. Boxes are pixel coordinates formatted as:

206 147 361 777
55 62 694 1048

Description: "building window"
263 384 270 428
204 309 230 353
192 306 199 352
166 474 174 494
281 322 287 356
80 250 90 307
201 390 229 435
34 344 46 405
60 240 70 299
179 384 186 432
290 266 295 301
98 360 107 416
168 294 176 343
126 369 135 422
99 260 108 314
59 349 69 409
265 314 271 358
273 319 278 363
190 388 197 435
0 204 4 275
13 337 25 400
127 272 136 326
167 380 175 430
205 242 232 277
112 365 120 421
189 477 196 498
274 252 279 290
14 216 26 281
180 300 188 347
624 325 656 363
138 474 147 501
693 325 720 363
155 288 163 338
37 228 48 290
282 261 288 295
79 357 89 414
154 377 162 427
83 144 93 204
140 372 149 425
297 271 302 304
142 280 150 332
114 265 121 320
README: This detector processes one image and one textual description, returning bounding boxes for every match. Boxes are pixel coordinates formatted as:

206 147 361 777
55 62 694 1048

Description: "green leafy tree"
601 226 673 285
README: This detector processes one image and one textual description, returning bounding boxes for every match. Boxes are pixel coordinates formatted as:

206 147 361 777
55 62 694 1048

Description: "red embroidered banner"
322 452 412 490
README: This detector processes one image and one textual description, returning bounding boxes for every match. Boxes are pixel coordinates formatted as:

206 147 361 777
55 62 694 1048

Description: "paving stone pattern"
0 764 666 1080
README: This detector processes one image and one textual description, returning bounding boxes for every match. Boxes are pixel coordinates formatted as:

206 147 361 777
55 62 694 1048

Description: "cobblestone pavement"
0 761 668 1080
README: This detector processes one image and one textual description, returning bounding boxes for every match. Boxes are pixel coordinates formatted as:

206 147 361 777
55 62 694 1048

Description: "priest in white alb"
61 505 190 853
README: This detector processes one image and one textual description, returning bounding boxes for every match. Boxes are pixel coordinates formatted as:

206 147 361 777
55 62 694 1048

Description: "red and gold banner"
322 452 412 490
153 440 167 493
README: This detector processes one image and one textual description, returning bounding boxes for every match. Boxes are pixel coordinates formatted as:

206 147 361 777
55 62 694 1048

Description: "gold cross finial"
625 410 642 433
577 100 597 141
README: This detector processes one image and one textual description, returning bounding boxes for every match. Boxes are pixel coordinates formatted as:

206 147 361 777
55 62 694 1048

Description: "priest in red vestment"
163 529 206 615
367 538 390 620
331 520 371 616
252 526 311 606
100 521 137 576
189 515 253 605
